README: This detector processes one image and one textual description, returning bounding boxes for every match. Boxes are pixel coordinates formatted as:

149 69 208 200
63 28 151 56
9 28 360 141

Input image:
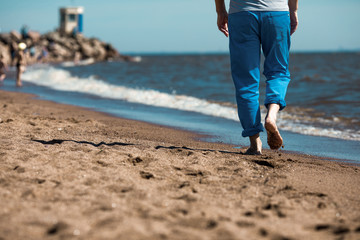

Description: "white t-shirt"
229 0 289 14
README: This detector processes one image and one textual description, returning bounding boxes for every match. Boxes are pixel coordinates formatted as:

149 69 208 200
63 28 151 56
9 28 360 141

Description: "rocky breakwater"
0 30 135 65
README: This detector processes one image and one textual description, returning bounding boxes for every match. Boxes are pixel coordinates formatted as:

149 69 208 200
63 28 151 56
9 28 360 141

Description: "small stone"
73 229 80 236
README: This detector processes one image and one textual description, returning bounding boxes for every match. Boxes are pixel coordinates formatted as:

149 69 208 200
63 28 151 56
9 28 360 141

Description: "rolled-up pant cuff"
265 99 287 111
242 123 264 137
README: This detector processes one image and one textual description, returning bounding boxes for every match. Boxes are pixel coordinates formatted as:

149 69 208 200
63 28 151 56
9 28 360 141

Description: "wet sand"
0 90 359 240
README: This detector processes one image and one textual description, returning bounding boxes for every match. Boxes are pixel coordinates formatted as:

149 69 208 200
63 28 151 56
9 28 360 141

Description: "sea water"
1 53 359 162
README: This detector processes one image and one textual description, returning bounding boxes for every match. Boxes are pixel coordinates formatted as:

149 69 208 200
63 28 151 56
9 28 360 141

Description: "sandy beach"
0 89 359 240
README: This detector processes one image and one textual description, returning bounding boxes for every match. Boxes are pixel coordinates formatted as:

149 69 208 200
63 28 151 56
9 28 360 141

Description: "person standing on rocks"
37 46 48 63
0 55 8 83
215 0 298 154
16 43 27 87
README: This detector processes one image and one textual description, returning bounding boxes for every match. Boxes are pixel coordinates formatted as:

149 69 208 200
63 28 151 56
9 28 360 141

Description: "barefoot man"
16 43 27 87
0 55 7 82
215 0 298 154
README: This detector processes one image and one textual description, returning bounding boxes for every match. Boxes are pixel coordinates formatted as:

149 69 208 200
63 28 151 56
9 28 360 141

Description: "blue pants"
228 11 291 137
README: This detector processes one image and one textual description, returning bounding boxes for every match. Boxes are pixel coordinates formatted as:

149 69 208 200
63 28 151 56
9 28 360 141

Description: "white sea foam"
22 66 360 141
22 66 239 120
276 111 360 141
60 58 96 67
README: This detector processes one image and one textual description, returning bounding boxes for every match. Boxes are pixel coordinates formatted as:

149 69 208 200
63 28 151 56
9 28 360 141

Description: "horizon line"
121 49 360 55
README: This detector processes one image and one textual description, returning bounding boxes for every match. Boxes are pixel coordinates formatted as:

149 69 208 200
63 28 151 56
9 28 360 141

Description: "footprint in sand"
314 224 330 231
128 156 156 166
182 168 210 178
314 224 350 235
305 192 327 198
129 156 143 166
178 181 190 189
259 228 268 237
177 217 217 230
13 165 25 173
243 210 267 219
173 208 189 216
21 189 36 199
96 160 110 167
140 171 154 179
332 226 350 235
174 194 197 202
262 203 286 218
253 160 275 169
317 202 326 209
235 220 255 228
47 221 68 235
66 117 80 123
33 178 46 184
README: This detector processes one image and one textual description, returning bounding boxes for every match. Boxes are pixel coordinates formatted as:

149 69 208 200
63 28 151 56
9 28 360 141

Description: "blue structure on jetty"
59 7 84 35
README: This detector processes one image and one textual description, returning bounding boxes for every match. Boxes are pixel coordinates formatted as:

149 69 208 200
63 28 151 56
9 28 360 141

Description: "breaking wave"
22 66 360 141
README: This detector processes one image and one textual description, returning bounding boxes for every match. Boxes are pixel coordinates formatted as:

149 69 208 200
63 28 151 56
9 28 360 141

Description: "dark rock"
0 33 13 45
1 29 133 66
27 31 41 43
10 30 22 41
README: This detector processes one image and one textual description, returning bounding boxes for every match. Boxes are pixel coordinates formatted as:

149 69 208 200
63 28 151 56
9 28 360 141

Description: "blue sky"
1 0 359 53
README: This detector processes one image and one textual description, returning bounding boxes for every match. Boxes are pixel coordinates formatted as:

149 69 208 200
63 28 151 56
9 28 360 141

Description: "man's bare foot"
244 148 262 155
265 104 283 150
265 118 283 150
243 133 262 155
16 81 22 87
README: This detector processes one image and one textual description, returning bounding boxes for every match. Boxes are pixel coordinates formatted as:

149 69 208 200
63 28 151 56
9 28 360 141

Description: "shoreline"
3 87 357 165
1 89 360 239
3 54 360 162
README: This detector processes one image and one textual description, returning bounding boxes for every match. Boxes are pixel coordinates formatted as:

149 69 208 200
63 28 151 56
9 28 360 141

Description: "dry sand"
0 90 359 240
